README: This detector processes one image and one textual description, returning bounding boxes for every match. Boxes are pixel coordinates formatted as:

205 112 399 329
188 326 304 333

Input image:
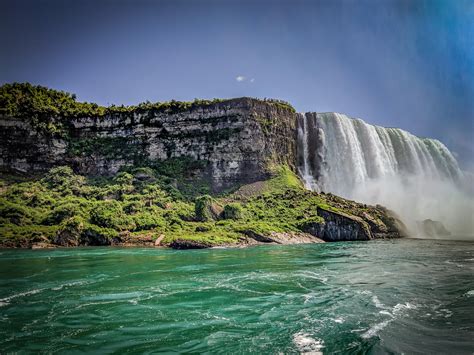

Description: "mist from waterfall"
297 112 474 239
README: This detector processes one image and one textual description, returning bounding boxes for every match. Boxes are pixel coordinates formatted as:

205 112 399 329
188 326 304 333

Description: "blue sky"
1 0 473 168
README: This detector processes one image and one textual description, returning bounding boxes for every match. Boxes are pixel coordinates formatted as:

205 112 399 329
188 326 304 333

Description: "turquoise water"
0 239 473 354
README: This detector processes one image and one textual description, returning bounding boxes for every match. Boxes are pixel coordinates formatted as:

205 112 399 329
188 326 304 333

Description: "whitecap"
361 319 392 339
362 301 417 339
372 295 386 309
378 310 393 317
292 331 324 354
393 302 417 314
466 290 474 297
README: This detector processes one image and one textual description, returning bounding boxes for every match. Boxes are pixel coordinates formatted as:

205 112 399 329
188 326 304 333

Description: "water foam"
292 331 324 354
362 301 418 339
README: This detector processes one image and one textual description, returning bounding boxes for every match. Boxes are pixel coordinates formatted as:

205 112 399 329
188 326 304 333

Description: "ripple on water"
0 240 473 353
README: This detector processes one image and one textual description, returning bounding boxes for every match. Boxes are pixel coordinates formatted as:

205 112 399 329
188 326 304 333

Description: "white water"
298 112 474 237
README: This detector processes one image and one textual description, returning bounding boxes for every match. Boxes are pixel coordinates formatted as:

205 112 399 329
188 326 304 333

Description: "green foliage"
0 164 352 248
0 82 104 135
223 203 243 220
114 172 134 186
59 215 85 235
67 137 144 158
42 166 85 194
90 200 130 230
195 195 215 222
131 212 165 232
0 199 34 225
43 202 83 225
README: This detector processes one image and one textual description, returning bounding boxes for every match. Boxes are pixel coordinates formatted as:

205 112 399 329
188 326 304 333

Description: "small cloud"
250 78 255 83
236 75 246 82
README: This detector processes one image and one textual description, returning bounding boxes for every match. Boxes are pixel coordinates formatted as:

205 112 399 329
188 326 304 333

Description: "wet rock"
79 229 111 246
300 207 372 242
169 239 213 249
53 230 80 247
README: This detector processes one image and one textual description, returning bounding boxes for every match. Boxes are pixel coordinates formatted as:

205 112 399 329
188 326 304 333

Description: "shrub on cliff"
0 199 34 225
42 166 85 195
223 203 243 220
131 212 166 231
195 195 223 221
90 200 132 230
43 202 85 225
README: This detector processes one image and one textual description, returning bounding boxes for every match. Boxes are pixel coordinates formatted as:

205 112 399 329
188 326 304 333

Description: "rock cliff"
0 98 297 192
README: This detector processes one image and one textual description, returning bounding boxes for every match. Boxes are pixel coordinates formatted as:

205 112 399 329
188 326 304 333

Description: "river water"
0 239 473 354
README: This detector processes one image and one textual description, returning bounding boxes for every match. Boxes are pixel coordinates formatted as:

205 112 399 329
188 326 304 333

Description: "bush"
42 166 74 186
131 212 165 231
223 203 243 220
194 195 215 222
43 202 84 225
90 200 131 230
114 172 134 186
42 166 85 194
0 199 34 225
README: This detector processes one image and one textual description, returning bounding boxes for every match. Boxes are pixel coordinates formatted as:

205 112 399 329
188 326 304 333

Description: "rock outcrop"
242 230 325 245
299 207 372 242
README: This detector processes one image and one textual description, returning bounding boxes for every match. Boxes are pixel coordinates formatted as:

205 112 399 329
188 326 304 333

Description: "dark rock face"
300 207 372 242
53 228 111 247
296 113 324 182
169 239 213 249
0 98 297 192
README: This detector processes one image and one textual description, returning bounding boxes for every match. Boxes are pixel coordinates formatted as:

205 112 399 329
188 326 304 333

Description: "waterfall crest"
297 112 473 237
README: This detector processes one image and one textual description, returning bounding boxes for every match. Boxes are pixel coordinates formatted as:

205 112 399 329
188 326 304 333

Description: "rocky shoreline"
26 232 324 250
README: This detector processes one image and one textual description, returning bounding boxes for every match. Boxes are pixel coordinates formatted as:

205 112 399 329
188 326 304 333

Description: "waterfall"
297 112 473 237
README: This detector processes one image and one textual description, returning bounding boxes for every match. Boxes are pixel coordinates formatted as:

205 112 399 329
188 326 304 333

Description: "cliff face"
0 98 297 192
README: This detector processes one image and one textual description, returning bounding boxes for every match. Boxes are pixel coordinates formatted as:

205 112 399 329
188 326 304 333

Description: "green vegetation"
195 195 218 222
223 203 243 220
0 164 342 248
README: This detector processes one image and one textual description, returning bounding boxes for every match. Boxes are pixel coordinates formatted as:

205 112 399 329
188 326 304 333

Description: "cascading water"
297 112 474 238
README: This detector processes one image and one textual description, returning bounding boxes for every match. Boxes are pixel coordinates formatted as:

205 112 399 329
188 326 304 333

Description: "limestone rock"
300 207 372 242
0 98 297 193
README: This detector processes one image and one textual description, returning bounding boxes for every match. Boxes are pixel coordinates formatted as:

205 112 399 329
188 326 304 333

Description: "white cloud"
236 75 245 82
250 78 255 83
